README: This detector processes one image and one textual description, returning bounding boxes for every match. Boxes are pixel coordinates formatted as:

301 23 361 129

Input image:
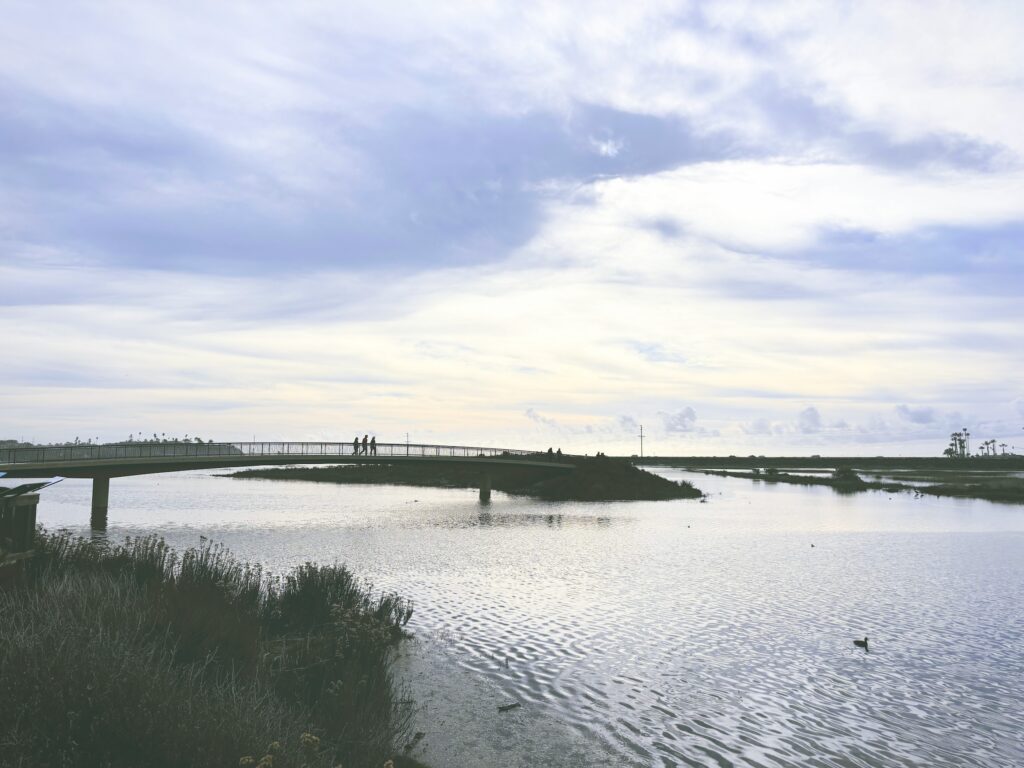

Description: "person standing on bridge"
352 436 359 455
370 436 377 455
362 434 369 455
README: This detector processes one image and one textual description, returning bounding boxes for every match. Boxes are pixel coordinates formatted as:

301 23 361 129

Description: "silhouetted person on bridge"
370 436 377 455
352 436 359 455
362 434 369 455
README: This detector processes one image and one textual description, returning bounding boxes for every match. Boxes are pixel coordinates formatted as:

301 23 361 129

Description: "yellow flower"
300 732 321 750
383 761 395 768
266 741 282 754
239 758 256 768
257 755 273 768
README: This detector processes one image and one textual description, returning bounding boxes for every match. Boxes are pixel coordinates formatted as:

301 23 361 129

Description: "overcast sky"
2 1 1023 455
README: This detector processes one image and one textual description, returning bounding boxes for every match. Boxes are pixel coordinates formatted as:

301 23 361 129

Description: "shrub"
4 529 414 768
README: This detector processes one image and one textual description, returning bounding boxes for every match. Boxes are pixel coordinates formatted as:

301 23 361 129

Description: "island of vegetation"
643 455 1024 504
230 455 703 502
0 530 428 768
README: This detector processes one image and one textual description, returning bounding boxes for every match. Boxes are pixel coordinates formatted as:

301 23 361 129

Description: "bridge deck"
0 441 575 478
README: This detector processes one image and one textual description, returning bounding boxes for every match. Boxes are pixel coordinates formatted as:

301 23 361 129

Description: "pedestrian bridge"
0 441 575 525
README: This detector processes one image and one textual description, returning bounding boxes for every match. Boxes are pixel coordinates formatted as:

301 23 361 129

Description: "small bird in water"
853 637 869 651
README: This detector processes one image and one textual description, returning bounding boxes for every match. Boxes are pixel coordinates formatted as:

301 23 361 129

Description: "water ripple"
35 469 1024 767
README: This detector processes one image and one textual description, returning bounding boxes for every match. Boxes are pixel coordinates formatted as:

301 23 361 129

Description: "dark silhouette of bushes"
233 456 703 501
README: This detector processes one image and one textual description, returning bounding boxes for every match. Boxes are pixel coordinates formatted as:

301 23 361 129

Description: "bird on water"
853 637 869 651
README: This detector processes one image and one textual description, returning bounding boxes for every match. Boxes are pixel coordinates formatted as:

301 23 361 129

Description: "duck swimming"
853 637 869 651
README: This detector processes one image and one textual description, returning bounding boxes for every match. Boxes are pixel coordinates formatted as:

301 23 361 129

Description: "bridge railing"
0 442 538 466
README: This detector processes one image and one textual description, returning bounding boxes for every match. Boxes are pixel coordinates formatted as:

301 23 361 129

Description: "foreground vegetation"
0 530 419 768
231 456 702 501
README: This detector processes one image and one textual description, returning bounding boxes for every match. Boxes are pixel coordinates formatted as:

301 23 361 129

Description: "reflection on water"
476 511 614 528
35 469 1024 767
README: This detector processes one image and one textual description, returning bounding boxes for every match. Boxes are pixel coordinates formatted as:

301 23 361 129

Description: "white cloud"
590 136 624 157
587 160 1024 253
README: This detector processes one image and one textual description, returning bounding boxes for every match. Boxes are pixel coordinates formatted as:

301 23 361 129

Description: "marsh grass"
1 529 415 768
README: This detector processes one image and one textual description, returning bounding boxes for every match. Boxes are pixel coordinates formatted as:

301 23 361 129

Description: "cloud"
741 418 776 436
660 407 698 433
525 408 561 430
896 404 938 424
628 342 687 364
617 415 639 432
2 2 1024 453
590 136 624 158
798 407 822 434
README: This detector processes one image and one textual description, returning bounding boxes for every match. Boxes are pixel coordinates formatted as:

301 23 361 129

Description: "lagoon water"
35 468 1024 767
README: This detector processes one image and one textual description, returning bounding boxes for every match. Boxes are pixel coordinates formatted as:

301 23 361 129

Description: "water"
35 469 1024 767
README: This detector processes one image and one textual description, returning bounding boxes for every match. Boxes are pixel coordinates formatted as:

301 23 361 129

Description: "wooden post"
479 471 492 503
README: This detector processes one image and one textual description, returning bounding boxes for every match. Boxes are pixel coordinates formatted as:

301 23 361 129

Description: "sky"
2 1 1023 456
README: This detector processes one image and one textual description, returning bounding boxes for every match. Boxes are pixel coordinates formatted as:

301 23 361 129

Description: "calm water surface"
35 469 1024 767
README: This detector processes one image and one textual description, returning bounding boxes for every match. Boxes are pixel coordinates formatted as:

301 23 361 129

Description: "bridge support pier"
479 472 492 503
90 477 109 531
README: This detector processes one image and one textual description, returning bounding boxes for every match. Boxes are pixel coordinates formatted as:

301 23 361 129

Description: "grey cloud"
525 408 561 429
741 418 773 435
618 415 639 432
896 404 938 424
741 417 786 436
660 407 697 433
628 341 687 364
657 407 720 437
525 410 646 438
744 74 1014 173
643 218 685 239
777 221 1024 285
1 84 743 278
703 277 823 301
798 407 822 434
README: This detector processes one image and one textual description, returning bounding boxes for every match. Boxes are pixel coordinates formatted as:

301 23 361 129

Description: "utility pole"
639 424 644 459
406 432 409 456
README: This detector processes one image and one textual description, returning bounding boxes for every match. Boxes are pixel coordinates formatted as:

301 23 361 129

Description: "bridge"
0 441 576 527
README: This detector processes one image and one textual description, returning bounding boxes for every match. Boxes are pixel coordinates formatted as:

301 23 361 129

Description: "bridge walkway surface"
0 442 576 526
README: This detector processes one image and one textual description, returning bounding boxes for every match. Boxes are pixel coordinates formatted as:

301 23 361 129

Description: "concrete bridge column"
90 477 110 531
479 471 492 503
